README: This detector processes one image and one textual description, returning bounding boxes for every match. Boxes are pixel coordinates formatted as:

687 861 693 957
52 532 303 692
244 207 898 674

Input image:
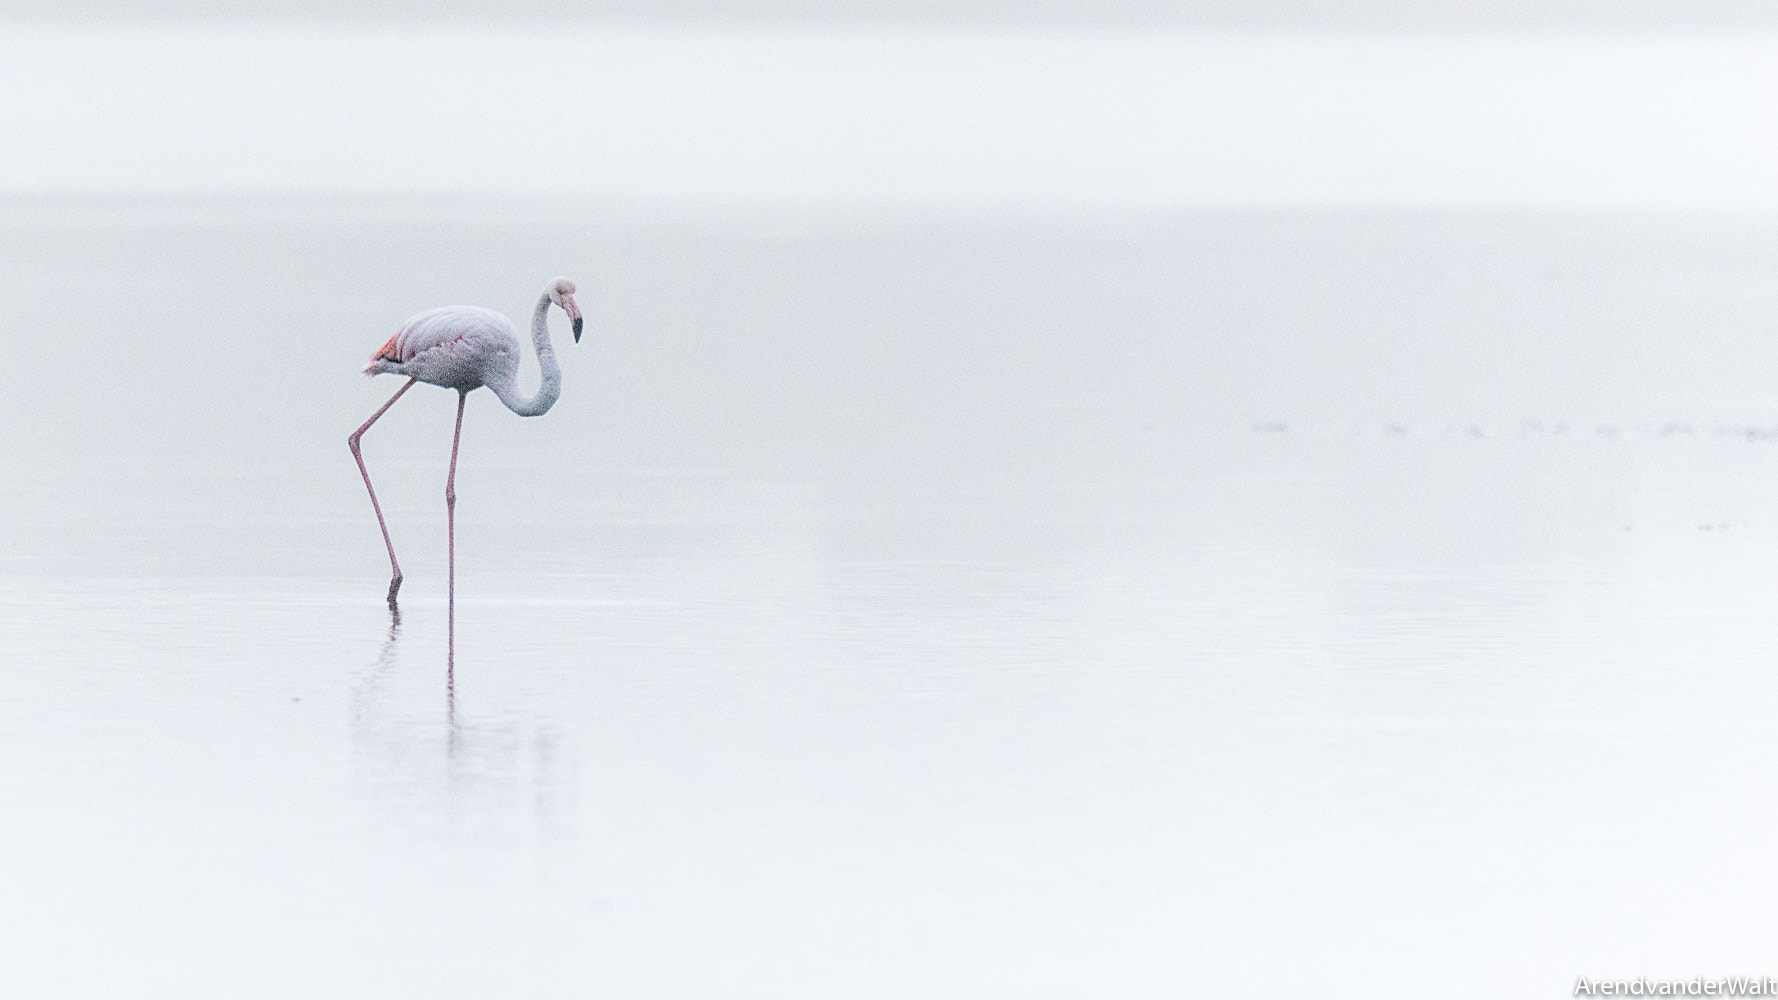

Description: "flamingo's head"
549 277 583 342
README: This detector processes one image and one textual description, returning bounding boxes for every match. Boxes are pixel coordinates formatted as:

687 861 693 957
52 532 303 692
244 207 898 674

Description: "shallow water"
5 201 1778 996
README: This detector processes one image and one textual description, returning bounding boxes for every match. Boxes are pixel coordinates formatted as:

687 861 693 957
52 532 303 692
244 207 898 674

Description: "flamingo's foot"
387 573 403 606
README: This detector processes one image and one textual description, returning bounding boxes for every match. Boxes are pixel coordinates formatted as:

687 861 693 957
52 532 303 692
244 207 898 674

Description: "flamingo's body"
366 305 520 389
349 278 583 637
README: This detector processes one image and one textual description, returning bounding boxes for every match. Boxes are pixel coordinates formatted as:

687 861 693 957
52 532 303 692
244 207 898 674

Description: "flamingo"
348 277 583 632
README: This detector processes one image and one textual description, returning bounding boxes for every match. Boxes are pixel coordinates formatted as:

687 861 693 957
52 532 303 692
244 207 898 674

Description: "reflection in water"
445 633 458 768
382 601 401 660
350 601 403 736
350 600 573 838
21 207 1778 994
446 606 456 755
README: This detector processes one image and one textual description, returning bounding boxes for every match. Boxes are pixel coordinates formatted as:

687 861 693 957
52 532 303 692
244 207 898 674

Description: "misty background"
5 3 1778 206
10 0 1778 30
6 3 1778 999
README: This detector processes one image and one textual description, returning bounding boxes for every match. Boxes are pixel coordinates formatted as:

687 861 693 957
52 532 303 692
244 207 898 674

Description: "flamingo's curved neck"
488 291 562 417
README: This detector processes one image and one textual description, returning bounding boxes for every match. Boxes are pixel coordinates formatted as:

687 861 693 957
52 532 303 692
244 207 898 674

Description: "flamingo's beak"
564 296 583 342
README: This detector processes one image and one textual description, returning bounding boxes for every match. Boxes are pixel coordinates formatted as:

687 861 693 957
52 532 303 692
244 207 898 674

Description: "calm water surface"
5 202 1778 996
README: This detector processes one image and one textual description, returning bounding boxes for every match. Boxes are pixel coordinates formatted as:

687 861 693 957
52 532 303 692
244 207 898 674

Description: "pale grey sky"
5 5 1778 207
4 0 1778 30
6 26 1778 207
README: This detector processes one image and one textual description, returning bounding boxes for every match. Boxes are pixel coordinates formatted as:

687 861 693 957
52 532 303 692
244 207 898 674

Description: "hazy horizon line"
7 0 1778 33
8 28 1778 207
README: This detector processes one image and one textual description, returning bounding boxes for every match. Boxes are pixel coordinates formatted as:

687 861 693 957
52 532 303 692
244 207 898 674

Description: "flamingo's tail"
364 333 403 376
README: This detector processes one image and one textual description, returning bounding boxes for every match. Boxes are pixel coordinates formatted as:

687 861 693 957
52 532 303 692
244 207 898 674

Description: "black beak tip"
572 317 583 342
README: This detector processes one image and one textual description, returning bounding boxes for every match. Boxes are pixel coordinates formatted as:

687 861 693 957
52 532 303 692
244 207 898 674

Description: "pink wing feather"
370 332 404 363
367 310 472 365
363 305 507 377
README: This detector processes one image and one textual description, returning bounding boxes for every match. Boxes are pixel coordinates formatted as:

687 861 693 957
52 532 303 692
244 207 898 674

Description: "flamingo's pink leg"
447 390 467 665
349 377 418 604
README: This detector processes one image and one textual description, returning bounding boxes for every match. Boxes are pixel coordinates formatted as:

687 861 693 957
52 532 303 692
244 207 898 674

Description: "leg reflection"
446 654 458 760
351 601 403 731
349 605 568 834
